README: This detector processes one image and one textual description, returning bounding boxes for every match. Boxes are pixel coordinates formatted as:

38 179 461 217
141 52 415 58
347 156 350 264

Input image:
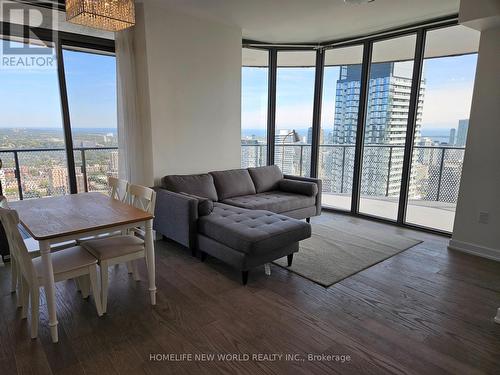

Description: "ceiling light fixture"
66 0 135 32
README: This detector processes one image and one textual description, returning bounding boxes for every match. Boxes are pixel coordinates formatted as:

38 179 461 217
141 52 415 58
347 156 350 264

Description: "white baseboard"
448 239 500 262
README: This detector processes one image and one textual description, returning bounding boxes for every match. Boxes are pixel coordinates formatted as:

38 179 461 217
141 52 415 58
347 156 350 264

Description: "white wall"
133 2 242 185
450 24 500 260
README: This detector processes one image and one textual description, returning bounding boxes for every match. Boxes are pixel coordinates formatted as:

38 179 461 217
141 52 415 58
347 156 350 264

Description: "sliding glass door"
358 34 417 220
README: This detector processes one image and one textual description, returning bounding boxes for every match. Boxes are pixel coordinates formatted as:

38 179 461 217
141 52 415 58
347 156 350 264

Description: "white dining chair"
1 196 77 300
81 184 156 314
78 176 129 245
0 207 103 339
108 176 129 202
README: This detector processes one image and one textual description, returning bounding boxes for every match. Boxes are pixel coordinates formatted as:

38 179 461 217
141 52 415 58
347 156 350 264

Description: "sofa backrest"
209 169 256 200
162 174 219 201
247 165 283 193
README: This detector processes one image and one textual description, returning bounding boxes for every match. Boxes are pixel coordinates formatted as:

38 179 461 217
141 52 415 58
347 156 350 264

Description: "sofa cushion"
222 191 316 214
198 203 311 255
178 192 214 216
209 169 256 200
279 179 318 197
162 174 218 201
248 165 283 193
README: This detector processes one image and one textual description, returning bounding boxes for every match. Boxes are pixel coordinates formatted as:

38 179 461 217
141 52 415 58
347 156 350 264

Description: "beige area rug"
273 220 422 287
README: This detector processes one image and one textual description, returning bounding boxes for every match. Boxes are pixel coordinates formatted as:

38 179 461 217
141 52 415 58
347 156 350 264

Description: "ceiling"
151 0 460 43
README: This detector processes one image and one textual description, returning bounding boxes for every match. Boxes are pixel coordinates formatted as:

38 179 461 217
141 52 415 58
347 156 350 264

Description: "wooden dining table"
10 192 156 343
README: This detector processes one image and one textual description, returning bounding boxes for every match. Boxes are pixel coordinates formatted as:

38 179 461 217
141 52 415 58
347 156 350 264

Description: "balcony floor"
322 193 456 232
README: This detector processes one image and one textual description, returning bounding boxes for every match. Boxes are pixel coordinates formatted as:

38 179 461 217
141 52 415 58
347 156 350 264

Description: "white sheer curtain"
115 29 145 184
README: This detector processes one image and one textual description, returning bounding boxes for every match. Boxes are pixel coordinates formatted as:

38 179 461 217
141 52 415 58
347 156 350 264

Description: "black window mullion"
310 48 325 178
267 48 277 166
56 40 78 194
397 29 426 224
351 41 372 214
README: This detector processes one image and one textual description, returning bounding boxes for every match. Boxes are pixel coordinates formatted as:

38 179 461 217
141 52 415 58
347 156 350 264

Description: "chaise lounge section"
153 165 321 284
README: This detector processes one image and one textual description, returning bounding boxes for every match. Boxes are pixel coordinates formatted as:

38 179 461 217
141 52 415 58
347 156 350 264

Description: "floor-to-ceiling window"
275 51 316 177
0 38 68 200
319 45 363 210
0 29 115 200
63 48 118 193
240 21 478 233
241 48 268 168
404 25 479 232
358 34 417 220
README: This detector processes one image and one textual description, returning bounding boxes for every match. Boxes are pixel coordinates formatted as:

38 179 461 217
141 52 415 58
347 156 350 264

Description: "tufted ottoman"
197 202 311 284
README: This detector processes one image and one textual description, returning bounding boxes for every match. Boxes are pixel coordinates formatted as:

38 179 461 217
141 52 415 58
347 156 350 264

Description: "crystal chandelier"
66 0 135 32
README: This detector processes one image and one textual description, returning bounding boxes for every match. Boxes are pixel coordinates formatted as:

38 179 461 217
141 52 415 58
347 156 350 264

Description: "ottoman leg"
287 254 294 267
200 251 207 262
241 271 249 285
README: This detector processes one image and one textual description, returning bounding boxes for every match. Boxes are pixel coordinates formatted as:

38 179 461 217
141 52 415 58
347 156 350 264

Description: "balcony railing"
0 147 118 201
241 143 466 204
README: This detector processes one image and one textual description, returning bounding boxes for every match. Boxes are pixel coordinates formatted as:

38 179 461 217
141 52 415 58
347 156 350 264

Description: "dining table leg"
39 240 58 343
144 219 156 305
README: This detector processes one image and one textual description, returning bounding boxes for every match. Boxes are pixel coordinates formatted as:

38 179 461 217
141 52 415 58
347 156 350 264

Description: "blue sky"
0 40 476 134
242 53 478 132
0 43 117 129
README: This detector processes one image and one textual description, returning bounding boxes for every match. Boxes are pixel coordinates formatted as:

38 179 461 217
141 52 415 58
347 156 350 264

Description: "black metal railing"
241 143 466 204
0 147 118 201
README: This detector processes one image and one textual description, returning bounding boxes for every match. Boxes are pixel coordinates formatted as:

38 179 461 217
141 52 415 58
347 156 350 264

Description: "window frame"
242 16 470 236
0 21 115 195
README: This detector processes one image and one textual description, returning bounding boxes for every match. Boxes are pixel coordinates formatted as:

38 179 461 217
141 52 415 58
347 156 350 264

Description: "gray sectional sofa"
153 165 321 284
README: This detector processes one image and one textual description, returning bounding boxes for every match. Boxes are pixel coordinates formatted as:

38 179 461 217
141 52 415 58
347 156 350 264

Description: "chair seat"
81 235 145 261
32 246 97 278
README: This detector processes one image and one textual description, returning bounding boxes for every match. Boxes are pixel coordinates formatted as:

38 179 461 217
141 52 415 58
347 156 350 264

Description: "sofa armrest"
283 175 322 216
278 179 318 197
153 187 199 249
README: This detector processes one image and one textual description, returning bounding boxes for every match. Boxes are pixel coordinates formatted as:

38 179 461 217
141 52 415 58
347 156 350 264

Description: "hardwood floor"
1 212 499 374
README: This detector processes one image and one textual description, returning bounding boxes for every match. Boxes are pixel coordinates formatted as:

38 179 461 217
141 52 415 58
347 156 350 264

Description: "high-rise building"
241 139 265 168
49 166 68 195
449 128 456 145
275 129 308 175
456 119 469 147
323 62 424 197
306 126 325 145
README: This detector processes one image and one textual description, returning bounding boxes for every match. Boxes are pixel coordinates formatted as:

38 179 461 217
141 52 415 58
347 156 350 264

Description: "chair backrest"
127 184 156 215
108 176 129 202
0 195 8 208
0 207 36 285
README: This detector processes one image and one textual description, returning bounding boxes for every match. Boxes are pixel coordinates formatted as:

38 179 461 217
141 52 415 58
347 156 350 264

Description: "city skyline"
242 53 478 131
